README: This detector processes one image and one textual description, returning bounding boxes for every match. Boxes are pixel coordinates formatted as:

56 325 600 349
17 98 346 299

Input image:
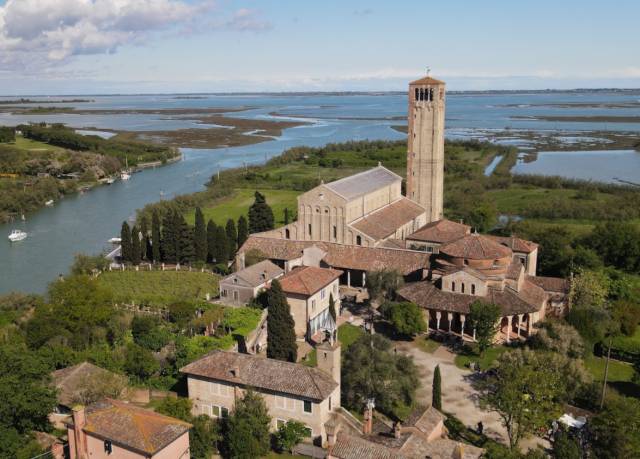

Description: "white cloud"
0 0 215 69
225 8 272 31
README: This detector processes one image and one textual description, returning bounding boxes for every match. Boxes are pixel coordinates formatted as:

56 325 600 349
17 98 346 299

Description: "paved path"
396 340 549 453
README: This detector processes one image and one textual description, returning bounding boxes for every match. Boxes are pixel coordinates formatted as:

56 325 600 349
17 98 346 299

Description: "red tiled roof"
180 350 337 401
440 233 512 260
398 281 545 316
527 275 569 293
68 399 190 456
488 235 538 254
51 362 124 407
238 237 430 276
279 266 342 296
407 219 470 244
350 198 425 241
331 432 409 459
409 76 445 86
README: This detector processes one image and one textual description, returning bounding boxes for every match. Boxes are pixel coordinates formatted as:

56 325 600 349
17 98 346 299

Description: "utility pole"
600 334 612 409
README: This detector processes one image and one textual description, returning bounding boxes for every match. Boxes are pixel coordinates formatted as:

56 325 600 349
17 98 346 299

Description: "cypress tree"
284 208 289 225
248 191 274 234
266 280 297 362
226 218 237 253
213 225 229 264
120 221 132 263
151 211 161 263
178 216 195 264
206 220 216 263
131 225 141 265
329 293 337 322
162 211 178 263
432 364 442 410
139 216 149 261
237 215 249 247
194 207 207 262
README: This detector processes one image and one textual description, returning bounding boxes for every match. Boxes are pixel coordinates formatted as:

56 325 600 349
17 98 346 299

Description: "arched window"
471 284 476 295
356 235 362 246
461 283 465 294
308 224 312 236
415 88 420 101
451 281 456 292
429 88 434 100
285 228 290 239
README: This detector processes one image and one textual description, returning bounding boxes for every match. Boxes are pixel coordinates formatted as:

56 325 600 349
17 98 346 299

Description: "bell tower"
406 74 445 222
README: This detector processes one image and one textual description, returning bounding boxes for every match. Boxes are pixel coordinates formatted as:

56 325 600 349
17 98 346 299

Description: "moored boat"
8 229 27 242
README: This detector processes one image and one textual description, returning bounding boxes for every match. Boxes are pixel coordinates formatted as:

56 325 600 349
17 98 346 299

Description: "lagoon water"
1 92 639 294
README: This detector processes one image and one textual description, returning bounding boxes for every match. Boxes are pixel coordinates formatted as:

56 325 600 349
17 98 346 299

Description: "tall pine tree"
329 293 337 322
130 225 141 265
248 191 274 234
139 216 149 261
226 218 237 253
237 215 249 247
266 280 297 362
206 220 217 263
162 211 179 263
194 207 207 263
432 364 442 410
284 208 290 225
120 221 132 263
213 225 229 264
151 211 161 263
178 216 195 264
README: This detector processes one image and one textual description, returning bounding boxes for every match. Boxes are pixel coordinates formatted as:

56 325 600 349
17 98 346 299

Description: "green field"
413 336 441 354
97 270 219 305
454 345 509 371
585 355 636 382
185 188 299 227
11 135 66 153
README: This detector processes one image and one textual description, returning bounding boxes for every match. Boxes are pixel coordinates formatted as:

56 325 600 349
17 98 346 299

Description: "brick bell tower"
406 73 446 222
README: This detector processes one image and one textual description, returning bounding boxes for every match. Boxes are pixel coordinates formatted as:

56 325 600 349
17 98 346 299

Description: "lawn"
97 270 219 305
454 345 509 371
12 135 66 153
413 336 441 354
184 188 299 227
584 355 636 383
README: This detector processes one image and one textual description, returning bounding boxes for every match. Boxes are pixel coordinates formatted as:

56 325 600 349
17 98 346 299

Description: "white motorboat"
8 229 27 242
106 177 115 184
45 199 54 206
108 237 122 244
120 171 131 181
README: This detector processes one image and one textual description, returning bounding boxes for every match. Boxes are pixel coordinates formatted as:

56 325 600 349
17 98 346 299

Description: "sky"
0 0 639 94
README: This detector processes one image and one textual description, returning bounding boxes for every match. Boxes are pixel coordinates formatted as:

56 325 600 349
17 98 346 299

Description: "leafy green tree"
366 269 404 304
342 334 419 420
223 389 271 459
120 221 132 262
248 191 274 233
468 301 502 354
586 221 640 273
194 207 207 263
0 344 57 435
480 349 567 449
162 211 179 263
329 293 337 322
432 364 442 410
168 301 197 330
275 420 309 453
70 253 109 275
206 219 216 263
569 268 610 310
151 211 161 262
131 316 170 351
225 218 237 253
130 225 141 265
382 301 427 337
237 215 249 247
590 395 640 459
266 280 297 362
528 320 585 358
156 397 218 459
213 225 229 264
552 431 581 459
124 343 159 381
139 215 149 261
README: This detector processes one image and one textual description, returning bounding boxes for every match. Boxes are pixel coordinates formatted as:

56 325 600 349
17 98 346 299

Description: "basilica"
235 74 568 342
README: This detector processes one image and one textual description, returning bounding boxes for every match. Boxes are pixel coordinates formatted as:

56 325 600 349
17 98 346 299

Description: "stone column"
435 311 441 331
506 315 512 343
460 314 466 339
362 271 366 287
447 312 453 334
473 328 477 341
347 271 351 288
517 314 524 338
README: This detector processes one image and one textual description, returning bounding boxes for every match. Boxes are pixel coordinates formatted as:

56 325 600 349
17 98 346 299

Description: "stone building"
181 342 342 446
66 399 191 459
219 259 284 306
278 265 342 340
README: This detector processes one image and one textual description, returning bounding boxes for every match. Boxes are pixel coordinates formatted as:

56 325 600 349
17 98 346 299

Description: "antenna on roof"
426 67 431 76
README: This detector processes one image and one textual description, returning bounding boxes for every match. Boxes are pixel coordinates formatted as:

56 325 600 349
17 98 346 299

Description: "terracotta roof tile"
351 198 425 241
51 362 123 407
488 235 538 254
409 76 445 86
440 233 512 260
331 432 409 459
325 166 401 200
527 275 569 293
279 266 342 296
224 259 283 287
68 399 190 455
238 237 430 276
398 281 545 316
180 351 337 401
408 219 470 244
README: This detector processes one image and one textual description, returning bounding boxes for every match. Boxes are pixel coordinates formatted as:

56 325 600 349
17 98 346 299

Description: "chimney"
362 399 374 435
393 421 402 439
71 405 88 459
